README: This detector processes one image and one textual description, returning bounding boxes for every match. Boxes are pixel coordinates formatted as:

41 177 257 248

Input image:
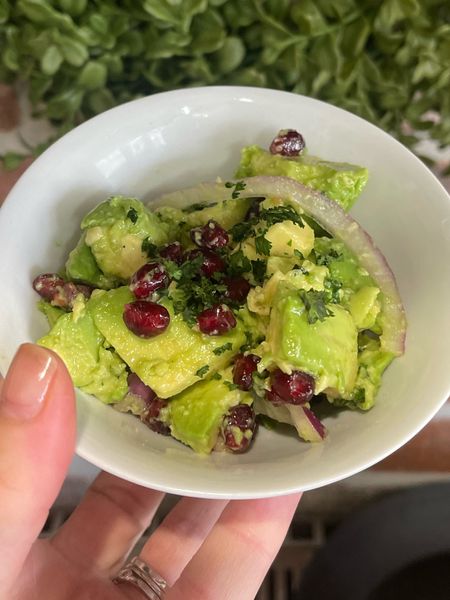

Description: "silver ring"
113 556 168 599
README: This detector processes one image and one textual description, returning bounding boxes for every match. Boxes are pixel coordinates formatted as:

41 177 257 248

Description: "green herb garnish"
225 180 246 199
223 380 238 391
251 260 266 285
213 342 233 355
141 238 158 258
196 365 210 378
127 207 138 223
299 290 334 324
182 201 216 213
254 234 272 256
211 372 223 380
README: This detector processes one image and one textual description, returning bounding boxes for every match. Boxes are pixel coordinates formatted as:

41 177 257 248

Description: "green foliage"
1 0 449 163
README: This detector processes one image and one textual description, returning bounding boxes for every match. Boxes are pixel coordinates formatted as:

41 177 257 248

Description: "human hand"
0 344 301 600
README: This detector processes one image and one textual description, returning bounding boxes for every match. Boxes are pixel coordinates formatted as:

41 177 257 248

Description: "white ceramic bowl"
1 87 449 499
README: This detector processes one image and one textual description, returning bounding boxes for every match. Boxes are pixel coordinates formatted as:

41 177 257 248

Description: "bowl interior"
0 87 449 498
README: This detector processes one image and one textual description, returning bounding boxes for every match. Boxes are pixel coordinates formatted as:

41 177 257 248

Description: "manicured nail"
0 343 57 420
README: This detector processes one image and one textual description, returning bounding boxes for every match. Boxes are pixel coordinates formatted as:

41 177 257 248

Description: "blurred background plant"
0 0 449 170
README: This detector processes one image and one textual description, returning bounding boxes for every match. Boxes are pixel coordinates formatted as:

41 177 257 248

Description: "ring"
113 556 168 599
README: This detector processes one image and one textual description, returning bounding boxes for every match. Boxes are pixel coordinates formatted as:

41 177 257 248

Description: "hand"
0 344 301 600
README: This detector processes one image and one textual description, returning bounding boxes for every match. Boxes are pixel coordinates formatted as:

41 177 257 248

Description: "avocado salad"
33 129 406 454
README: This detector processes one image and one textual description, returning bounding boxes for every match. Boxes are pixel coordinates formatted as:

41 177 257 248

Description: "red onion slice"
154 176 406 356
287 405 326 442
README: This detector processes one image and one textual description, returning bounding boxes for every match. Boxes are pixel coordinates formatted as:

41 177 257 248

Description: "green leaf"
196 364 210 378
46 88 83 119
59 35 89 67
0 0 10 24
254 234 272 256
78 61 107 90
213 342 233 355
299 290 334 324
211 36 245 74
40 45 63 75
1 152 28 171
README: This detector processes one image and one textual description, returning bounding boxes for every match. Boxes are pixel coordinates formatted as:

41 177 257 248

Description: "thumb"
0 343 76 591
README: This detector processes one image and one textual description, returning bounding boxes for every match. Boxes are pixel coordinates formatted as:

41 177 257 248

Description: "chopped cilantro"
211 372 222 380
141 238 158 258
228 250 251 276
254 234 272 256
127 207 138 223
182 201 217 214
251 260 266 285
287 239 293 247
316 248 342 267
260 205 304 228
213 342 233 355
294 249 304 261
225 180 246 199
175 255 204 283
196 365 210 378
239 330 255 353
324 277 342 304
223 380 238 391
229 221 253 242
299 290 334 324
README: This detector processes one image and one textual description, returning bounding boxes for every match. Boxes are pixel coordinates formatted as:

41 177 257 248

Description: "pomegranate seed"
224 276 251 304
233 354 261 391
269 129 305 157
221 404 257 453
266 369 315 405
141 396 171 436
197 303 236 335
130 262 169 299
32 273 92 309
245 197 264 221
123 301 170 338
159 241 183 264
127 372 156 404
184 248 225 278
190 219 229 250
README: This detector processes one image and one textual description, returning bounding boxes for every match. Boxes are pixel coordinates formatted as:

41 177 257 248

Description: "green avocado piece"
349 286 381 330
314 237 374 292
164 375 252 453
38 301 128 403
37 300 65 328
88 287 246 398
236 145 368 210
66 234 118 289
81 196 171 280
346 340 394 410
267 292 358 398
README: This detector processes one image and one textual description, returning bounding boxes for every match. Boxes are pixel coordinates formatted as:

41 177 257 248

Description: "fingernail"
1 344 57 420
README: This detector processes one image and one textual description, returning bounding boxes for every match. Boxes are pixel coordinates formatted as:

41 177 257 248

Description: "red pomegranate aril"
270 129 306 157
184 248 225 278
159 241 183 264
32 273 92 309
197 303 236 335
127 372 157 405
266 369 315 405
224 276 251 304
221 404 257 453
141 396 171 436
190 219 229 250
123 301 170 338
33 273 65 301
130 262 169 299
233 354 261 391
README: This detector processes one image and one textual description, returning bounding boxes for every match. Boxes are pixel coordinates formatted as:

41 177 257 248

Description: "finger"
51 472 165 574
0 344 76 590
139 498 228 586
166 493 301 600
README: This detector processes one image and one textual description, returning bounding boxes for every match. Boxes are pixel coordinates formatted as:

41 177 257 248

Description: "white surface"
0 87 449 499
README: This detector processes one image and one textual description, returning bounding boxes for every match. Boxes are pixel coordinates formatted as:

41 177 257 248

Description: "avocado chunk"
81 196 171 280
38 300 128 403
37 300 65 328
314 237 374 292
267 292 358 398
66 234 118 289
163 375 252 453
236 145 368 210
350 341 395 410
88 287 246 398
